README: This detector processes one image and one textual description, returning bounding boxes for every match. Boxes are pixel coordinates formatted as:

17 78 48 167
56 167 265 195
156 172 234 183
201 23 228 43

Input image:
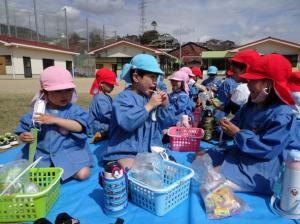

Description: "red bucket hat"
191 66 203 78
240 54 295 105
90 68 118 96
231 50 260 72
289 72 300 92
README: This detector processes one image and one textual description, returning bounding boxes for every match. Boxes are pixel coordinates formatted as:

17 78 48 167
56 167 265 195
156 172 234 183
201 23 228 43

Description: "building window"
96 63 103 69
4 55 12 65
43 58 54 69
66 61 73 74
112 64 117 73
283 55 298 67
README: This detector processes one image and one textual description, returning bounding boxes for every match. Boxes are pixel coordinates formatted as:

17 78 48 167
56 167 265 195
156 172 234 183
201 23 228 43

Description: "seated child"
102 54 169 169
164 70 194 128
289 72 300 119
156 75 168 92
15 66 94 181
198 54 300 195
210 50 260 115
88 68 118 138
202 66 222 92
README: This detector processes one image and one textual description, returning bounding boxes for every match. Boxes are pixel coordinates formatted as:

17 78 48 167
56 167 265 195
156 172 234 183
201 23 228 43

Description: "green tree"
140 30 159 45
89 29 102 49
69 32 81 45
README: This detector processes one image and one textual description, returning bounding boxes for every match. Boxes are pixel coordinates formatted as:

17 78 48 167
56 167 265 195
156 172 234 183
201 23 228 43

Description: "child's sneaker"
0 136 11 151
4 133 19 146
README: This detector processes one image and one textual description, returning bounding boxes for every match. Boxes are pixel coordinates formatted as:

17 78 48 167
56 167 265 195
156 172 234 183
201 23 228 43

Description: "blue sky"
1 0 300 45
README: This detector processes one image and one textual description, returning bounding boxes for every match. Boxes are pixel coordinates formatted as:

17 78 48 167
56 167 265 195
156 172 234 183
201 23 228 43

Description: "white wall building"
0 35 78 79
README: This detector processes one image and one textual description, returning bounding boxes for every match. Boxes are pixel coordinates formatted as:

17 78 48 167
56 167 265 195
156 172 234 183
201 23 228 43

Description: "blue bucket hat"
119 54 164 84
207 66 218 76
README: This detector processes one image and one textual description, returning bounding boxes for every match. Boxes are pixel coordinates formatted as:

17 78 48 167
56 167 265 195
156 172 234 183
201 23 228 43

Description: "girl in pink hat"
15 66 94 181
163 70 194 128
196 54 300 195
88 68 118 140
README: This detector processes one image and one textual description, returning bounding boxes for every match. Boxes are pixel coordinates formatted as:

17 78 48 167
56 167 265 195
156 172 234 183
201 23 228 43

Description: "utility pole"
28 13 32 40
63 7 69 48
86 17 90 76
102 24 105 46
179 27 182 67
5 0 11 36
43 15 45 41
114 31 117 40
13 8 17 37
33 0 39 41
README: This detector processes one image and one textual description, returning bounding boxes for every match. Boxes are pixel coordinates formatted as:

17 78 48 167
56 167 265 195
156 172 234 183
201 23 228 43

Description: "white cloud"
73 0 124 14
1 0 300 45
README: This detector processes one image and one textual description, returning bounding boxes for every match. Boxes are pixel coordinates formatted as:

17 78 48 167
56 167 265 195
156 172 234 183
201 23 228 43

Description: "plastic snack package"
131 153 164 188
192 154 250 219
0 159 30 195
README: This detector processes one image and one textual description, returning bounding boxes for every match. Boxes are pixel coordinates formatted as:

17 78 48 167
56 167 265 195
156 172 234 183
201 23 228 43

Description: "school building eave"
88 40 177 60
229 36 300 53
201 51 233 58
0 35 79 55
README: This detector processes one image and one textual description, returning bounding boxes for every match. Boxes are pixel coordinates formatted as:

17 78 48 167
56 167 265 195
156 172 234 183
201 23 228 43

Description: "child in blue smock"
88 68 118 137
202 66 222 92
180 66 197 109
156 75 168 92
163 70 194 128
289 72 300 120
102 54 169 169
216 70 238 105
15 66 94 181
200 54 300 195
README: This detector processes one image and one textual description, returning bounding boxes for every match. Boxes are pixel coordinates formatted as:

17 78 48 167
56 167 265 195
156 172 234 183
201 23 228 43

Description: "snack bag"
192 154 250 219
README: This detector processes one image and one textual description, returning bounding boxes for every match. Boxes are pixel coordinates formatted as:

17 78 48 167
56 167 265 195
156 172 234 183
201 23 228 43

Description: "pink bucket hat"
180 67 194 77
40 66 76 91
169 70 190 94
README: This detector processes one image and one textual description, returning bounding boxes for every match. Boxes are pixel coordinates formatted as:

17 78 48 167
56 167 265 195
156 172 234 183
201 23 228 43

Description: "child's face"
170 79 182 92
101 82 114 94
247 79 270 101
133 72 157 96
45 88 73 107
231 65 245 82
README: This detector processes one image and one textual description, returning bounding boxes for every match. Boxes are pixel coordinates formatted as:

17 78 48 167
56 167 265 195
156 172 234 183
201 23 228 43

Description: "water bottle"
279 150 300 215
99 161 128 217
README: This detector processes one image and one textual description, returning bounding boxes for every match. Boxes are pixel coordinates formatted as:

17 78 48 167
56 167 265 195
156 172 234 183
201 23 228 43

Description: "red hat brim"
274 82 295 105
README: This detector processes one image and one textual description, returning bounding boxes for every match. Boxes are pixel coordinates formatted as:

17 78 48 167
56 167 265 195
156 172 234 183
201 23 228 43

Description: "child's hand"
157 90 169 107
219 118 240 137
145 93 163 112
33 113 57 125
19 132 34 143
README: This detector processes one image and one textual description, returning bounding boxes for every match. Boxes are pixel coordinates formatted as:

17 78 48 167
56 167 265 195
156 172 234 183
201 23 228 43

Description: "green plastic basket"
0 167 63 222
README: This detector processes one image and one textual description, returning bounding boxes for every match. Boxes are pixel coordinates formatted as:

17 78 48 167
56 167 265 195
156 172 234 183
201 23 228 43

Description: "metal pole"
102 24 105 46
179 29 182 67
5 0 11 36
28 13 32 40
63 8 69 48
13 8 17 37
43 15 45 41
86 17 90 76
33 0 39 41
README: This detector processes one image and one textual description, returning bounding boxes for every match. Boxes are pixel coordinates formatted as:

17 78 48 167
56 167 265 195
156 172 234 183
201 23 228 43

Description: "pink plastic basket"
167 127 204 152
